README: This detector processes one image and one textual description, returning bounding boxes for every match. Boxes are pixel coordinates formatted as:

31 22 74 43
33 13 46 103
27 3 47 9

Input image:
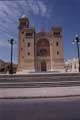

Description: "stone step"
0 73 80 88
0 73 80 78
0 81 80 88
0 76 80 82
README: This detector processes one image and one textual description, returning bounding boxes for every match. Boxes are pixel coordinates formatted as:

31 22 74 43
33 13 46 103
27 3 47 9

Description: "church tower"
17 15 35 72
50 27 64 71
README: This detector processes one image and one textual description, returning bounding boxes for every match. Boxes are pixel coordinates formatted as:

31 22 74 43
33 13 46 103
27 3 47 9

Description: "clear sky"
0 0 80 63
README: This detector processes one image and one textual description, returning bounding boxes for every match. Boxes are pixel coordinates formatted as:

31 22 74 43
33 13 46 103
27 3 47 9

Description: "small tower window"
54 32 60 36
28 52 30 56
26 33 33 37
56 42 59 46
22 31 24 34
57 51 59 55
27 42 30 47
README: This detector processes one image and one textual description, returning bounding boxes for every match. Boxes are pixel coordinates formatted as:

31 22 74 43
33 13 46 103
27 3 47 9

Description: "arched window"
37 39 50 57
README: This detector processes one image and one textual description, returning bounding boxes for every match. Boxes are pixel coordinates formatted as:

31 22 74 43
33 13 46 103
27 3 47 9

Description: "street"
0 73 80 120
0 97 80 120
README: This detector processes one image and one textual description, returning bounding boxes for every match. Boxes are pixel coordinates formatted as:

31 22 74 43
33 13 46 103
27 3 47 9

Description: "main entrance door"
41 61 46 72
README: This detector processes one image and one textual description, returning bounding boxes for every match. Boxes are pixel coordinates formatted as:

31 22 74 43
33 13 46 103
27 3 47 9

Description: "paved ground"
0 86 80 98
0 97 80 120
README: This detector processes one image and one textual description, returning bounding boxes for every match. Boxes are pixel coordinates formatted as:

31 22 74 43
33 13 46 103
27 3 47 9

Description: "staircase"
0 73 80 88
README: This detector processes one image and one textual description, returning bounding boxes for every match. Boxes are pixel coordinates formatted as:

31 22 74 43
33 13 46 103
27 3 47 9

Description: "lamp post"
8 38 16 74
72 34 80 72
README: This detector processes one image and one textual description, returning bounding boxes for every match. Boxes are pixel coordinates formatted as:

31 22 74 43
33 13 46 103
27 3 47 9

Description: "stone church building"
17 16 64 73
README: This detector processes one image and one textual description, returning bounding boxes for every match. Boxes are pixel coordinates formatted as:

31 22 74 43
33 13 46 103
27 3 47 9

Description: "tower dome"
19 15 29 29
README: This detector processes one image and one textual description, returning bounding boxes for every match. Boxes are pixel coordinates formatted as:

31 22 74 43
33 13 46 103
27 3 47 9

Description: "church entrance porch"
35 58 50 72
35 38 50 72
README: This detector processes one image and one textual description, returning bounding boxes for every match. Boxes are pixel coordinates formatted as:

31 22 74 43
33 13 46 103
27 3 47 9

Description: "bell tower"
17 15 35 73
50 27 64 71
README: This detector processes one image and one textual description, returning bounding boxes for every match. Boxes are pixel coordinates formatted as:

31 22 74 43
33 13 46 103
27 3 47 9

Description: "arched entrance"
41 61 46 72
36 39 50 72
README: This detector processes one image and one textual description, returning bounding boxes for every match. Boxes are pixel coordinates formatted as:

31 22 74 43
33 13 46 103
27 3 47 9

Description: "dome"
21 14 27 18
19 15 29 21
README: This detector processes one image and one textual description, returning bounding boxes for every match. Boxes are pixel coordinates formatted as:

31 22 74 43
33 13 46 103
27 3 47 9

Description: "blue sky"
0 0 80 63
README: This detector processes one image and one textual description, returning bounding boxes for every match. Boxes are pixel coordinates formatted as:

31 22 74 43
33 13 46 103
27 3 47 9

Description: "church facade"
17 16 64 73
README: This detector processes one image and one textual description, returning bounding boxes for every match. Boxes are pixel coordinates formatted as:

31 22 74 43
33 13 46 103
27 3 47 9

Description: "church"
17 15 64 73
